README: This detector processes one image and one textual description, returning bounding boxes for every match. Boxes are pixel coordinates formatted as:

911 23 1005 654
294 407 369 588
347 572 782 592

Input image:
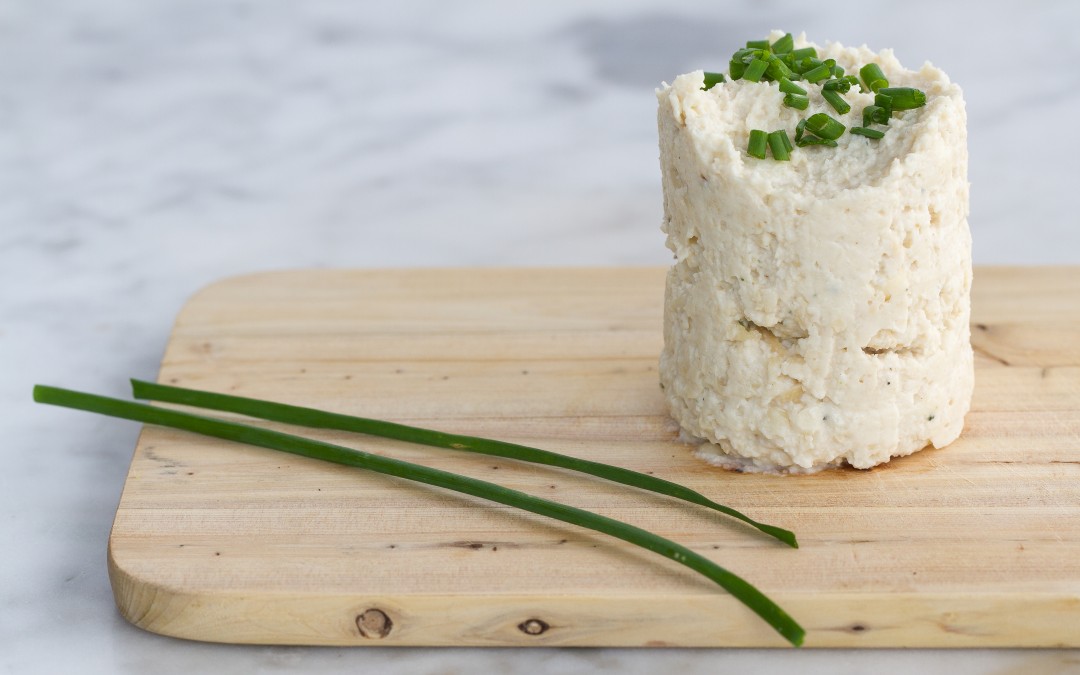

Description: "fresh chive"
746 39 771 49
805 112 846 140
783 93 809 110
802 63 832 83
767 130 791 161
877 87 927 110
795 136 839 148
778 77 807 95
702 72 727 90
794 118 807 143
793 56 821 74
862 105 889 126
742 58 769 82
859 63 889 93
129 379 793 548
874 93 894 116
766 55 793 81
748 129 768 159
729 59 746 80
771 33 794 54
850 126 885 139
790 47 817 60
831 65 845 78
821 89 851 115
34 384 805 647
823 76 857 93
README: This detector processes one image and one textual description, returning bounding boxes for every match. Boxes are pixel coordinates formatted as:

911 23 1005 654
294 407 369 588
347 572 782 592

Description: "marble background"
2 1 1078 673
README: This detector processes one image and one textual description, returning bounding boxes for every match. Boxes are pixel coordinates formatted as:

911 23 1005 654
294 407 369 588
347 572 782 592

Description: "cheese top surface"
661 36 963 198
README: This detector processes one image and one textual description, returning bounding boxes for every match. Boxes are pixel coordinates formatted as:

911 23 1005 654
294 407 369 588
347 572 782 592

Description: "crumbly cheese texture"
657 36 973 471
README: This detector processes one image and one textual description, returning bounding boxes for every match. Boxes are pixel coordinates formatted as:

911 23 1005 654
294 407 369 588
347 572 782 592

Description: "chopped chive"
805 112 846 140
802 63 832 83
771 33 794 54
33 384 805 646
859 63 889 93
795 136 839 148
129 379 797 548
746 39 771 49
831 65 844 77
821 89 851 115
794 118 807 143
767 130 791 161
731 47 757 60
794 56 822 74
791 47 817 60
850 126 885 139
778 77 807 95
862 105 889 126
748 129 768 159
874 93 894 116
702 72 727 90
766 55 793 81
783 93 809 110
823 76 857 93
742 58 769 82
878 87 927 110
729 59 746 80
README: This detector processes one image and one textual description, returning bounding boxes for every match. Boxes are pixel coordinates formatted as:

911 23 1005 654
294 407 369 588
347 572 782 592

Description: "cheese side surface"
657 37 973 471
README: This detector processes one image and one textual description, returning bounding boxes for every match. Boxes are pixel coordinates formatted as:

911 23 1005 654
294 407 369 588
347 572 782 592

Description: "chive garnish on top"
708 33 930 158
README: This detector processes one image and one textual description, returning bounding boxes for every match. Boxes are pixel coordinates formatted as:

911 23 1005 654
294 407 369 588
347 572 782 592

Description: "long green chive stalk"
33 385 805 647
129 379 796 548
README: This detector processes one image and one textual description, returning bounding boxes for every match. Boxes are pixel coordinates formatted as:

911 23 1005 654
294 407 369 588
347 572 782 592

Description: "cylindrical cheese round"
656 38 973 471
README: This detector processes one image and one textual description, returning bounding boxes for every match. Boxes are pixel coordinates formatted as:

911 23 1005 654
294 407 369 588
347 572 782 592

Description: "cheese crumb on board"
657 34 973 472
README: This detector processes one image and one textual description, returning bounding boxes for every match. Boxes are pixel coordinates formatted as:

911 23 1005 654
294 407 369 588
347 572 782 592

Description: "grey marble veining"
2 1 1078 673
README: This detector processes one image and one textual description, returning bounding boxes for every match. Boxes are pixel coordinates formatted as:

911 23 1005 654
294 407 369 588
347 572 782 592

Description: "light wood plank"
109 266 1080 647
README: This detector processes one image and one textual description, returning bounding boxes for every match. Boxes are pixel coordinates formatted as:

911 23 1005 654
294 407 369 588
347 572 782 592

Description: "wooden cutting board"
109 267 1080 648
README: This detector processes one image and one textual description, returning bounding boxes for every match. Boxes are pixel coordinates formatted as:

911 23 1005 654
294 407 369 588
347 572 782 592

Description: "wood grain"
108 267 1080 647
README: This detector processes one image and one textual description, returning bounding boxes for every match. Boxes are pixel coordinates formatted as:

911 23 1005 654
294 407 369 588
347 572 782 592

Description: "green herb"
877 87 927 110
794 118 808 143
746 39 771 49
795 136 838 148
766 56 793 81
804 112 846 140
33 384 805 647
802 62 832 83
831 64 845 78
729 59 747 80
771 33 794 54
743 58 770 82
783 93 810 110
859 63 889 93
821 89 851 115
128 379 796 547
823 76 858 93
874 93 894 116
850 127 885 139
748 129 769 159
778 77 807 95
862 105 889 127
768 130 792 160
790 47 817 60
702 72 727 90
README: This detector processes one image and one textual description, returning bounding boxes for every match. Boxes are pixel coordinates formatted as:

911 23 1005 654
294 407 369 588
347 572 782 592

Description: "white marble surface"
3 1 1078 672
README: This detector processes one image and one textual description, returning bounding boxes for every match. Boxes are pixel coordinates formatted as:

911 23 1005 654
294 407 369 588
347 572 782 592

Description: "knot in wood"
356 608 393 639
518 618 549 636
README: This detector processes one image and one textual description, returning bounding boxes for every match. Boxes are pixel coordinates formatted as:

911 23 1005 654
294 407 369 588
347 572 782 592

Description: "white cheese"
657 36 973 472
